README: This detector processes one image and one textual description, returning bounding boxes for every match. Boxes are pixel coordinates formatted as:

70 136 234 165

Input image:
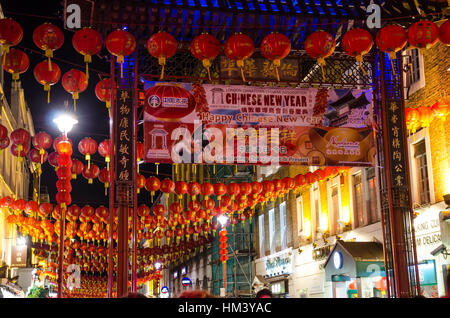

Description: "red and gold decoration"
190 33 220 81
260 32 291 81
105 29 136 78
408 20 439 49
375 24 408 74
224 33 254 82
146 31 178 80
78 137 98 169
438 19 450 46
72 27 103 81
341 28 373 74
33 60 61 103
2 48 29 89
0 18 23 58
304 30 336 81
95 78 115 117
62 69 88 111
32 23 64 71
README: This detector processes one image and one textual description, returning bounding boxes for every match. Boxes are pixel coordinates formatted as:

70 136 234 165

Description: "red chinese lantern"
213 183 227 201
0 124 7 141
260 32 291 81
81 205 95 220
62 69 88 110
408 20 439 49
106 29 136 78
95 78 115 117
72 27 103 81
98 167 110 195
224 33 254 82
0 137 10 151
342 28 373 74
227 182 240 200
32 131 52 161
82 163 100 184
190 33 220 80
417 106 434 128
0 18 23 55
174 181 188 199
295 174 306 188
438 20 450 46
169 202 183 215
95 206 109 223
144 84 196 121
48 151 59 169
98 139 111 169
2 48 29 89
39 202 53 218
78 137 98 168
33 59 61 103
138 204 150 218
145 176 161 202
133 174 145 194
313 169 326 182
153 204 166 217
53 135 72 152
67 205 81 221
160 178 175 194
305 172 316 184
33 23 64 71
10 128 30 149
261 180 274 198
188 181 201 200
28 148 48 165
405 107 421 134
146 31 178 80
239 182 252 199
71 159 83 179
201 182 214 200
376 24 408 74
304 30 336 81
57 140 72 156
431 100 450 121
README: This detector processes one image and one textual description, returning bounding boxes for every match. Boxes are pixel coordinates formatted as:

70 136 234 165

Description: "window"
280 201 287 250
403 48 425 96
414 140 430 205
258 214 265 257
366 168 379 224
331 184 340 235
313 186 320 234
353 173 365 228
296 196 303 235
268 208 276 254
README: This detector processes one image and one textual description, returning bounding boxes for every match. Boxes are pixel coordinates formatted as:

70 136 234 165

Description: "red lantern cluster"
55 137 73 208
219 228 228 263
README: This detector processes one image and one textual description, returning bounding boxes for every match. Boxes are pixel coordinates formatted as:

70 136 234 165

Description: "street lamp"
53 112 78 136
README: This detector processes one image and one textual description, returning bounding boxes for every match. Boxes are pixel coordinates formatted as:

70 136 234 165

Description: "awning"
324 240 385 281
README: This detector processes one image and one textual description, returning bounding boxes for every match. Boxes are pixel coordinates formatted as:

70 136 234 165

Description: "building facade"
253 36 450 298
0 6 36 294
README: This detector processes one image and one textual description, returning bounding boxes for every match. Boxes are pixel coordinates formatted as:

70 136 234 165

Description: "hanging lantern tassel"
318 57 326 82
355 55 367 75
236 60 246 82
86 154 91 169
388 52 397 75
12 73 19 90
213 164 215 175
151 191 155 203
155 162 159 175
45 49 53 71
273 59 281 82
104 182 109 196
159 57 166 80
84 54 91 81
72 91 79 112
117 55 124 78
106 100 111 118
202 59 212 81
44 83 51 104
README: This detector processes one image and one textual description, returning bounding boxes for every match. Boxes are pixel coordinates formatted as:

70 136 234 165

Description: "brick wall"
404 42 450 202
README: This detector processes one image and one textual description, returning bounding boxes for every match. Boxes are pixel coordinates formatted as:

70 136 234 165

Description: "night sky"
2 1 160 208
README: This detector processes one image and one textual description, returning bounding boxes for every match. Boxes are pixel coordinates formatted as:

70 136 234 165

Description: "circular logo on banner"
161 286 169 294
333 251 343 269
148 95 161 108
181 277 191 287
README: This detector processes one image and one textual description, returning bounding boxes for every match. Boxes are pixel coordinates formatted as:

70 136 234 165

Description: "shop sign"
143 81 375 167
10 245 27 267
181 277 191 287
312 245 332 261
114 88 134 185
265 251 293 276
413 208 442 252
